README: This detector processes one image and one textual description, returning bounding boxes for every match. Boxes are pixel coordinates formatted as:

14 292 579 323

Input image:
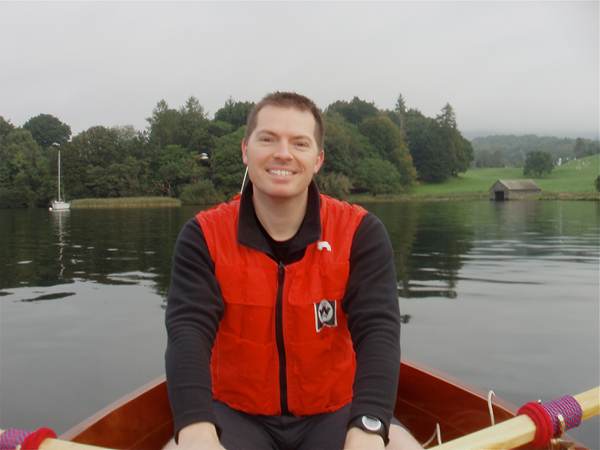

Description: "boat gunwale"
61 360 518 444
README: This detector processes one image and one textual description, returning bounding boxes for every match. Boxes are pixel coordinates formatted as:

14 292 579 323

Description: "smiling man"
165 92 422 450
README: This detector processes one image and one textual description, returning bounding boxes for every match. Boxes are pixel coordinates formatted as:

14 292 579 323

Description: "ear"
241 140 248 165
314 149 325 174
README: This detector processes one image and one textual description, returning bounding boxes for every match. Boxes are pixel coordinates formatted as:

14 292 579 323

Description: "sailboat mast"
57 149 62 202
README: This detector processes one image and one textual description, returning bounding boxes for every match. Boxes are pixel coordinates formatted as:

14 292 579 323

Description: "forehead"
253 105 317 139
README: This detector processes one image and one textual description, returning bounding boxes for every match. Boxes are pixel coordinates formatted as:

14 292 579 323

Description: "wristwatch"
349 415 387 444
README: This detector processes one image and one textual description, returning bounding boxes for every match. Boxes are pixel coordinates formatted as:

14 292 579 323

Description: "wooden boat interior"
61 360 585 450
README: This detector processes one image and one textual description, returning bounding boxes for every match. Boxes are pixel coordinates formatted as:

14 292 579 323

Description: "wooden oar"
0 429 113 450
431 387 599 450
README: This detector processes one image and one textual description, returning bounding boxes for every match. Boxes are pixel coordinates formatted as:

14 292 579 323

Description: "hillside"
470 135 599 167
411 154 599 196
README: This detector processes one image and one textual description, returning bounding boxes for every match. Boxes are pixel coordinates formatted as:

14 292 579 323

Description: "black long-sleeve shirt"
165 183 400 441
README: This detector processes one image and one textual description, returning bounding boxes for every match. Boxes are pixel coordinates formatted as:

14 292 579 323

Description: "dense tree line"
0 94 473 207
472 135 599 168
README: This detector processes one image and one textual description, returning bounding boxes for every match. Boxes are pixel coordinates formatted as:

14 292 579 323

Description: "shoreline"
2 192 598 210
347 191 600 203
70 197 181 209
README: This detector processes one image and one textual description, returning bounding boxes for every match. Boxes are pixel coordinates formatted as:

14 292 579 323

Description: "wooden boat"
57 360 588 450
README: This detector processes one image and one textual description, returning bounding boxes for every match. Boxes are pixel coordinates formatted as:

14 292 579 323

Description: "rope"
517 396 583 449
543 396 583 436
487 390 496 426
0 428 56 450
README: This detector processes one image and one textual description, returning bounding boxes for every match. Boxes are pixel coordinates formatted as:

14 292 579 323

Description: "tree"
436 103 457 129
574 138 586 158
214 98 255 129
178 96 211 152
523 151 554 177
315 172 352 199
180 179 222 205
393 93 407 130
322 112 377 178
0 129 50 206
61 126 134 197
405 110 452 182
353 158 402 195
359 115 416 187
211 128 246 197
595 175 600 192
326 97 379 126
0 116 15 142
395 94 407 116
146 100 181 148
574 137 600 158
155 145 199 197
23 114 71 148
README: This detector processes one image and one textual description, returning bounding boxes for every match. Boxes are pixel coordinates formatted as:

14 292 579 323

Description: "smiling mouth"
267 169 295 176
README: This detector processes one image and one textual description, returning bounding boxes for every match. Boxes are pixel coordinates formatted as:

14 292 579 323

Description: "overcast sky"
1 1 598 139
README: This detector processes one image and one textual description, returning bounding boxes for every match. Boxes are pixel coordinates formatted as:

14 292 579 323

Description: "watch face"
361 415 382 432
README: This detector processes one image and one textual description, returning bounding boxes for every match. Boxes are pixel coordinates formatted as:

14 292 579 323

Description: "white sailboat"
50 149 70 211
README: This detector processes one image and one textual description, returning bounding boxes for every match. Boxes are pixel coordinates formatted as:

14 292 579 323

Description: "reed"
71 197 181 209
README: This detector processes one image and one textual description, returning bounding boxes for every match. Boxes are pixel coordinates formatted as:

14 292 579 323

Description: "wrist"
178 421 219 444
347 414 387 444
344 427 385 449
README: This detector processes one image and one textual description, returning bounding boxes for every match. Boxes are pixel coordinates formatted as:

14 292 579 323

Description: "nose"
273 141 293 160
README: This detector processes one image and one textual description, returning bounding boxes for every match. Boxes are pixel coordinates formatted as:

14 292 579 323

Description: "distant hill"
471 134 577 167
411 154 600 196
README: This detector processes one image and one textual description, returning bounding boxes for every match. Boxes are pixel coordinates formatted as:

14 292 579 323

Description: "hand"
164 422 227 450
343 427 385 450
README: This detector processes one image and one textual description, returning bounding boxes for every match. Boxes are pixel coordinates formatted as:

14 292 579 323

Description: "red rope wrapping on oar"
0 427 56 450
517 396 583 449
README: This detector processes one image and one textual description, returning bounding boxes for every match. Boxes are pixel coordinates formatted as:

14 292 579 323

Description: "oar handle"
577 387 600 420
431 387 599 450
0 429 113 450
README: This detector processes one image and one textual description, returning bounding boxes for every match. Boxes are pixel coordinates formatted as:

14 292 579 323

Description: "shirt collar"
238 181 322 256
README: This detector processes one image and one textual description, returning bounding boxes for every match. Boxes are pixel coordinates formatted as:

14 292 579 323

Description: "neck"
252 189 308 242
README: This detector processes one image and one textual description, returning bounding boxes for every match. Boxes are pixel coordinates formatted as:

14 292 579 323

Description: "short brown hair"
244 92 324 149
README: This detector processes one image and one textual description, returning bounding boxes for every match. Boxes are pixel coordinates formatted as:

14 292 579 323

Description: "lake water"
0 200 598 447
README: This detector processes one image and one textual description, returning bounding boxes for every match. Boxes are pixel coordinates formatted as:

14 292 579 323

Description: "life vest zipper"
275 261 289 415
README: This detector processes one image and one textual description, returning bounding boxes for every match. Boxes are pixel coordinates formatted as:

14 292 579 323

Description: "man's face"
242 105 324 202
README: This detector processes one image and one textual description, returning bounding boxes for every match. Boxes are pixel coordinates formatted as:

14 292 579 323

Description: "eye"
259 136 274 143
295 141 310 149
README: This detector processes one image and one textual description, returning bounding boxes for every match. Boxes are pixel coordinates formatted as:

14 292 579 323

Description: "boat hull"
61 360 586 450
50 200 71 211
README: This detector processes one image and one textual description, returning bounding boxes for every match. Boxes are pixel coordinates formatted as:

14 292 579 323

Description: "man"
165 92 422 450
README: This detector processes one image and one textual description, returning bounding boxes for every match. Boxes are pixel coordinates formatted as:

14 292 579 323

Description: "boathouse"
489 179 541 201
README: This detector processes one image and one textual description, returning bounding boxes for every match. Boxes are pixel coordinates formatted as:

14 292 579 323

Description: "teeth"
269 169 293 176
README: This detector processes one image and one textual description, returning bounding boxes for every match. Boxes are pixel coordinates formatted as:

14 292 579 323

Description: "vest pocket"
213 330 280 414
217 263 277 306
288 261 349 305
287 335 355 413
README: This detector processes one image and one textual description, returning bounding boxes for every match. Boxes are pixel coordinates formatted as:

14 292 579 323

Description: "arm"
342 213 401 448
164 219 224 444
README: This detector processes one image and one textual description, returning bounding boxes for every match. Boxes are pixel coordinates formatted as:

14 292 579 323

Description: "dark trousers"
214 401 352 450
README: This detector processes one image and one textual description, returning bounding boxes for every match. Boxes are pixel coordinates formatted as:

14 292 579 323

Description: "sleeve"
164 218 224 442
343 212 401 441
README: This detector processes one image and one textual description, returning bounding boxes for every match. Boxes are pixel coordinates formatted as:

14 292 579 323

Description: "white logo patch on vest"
314 299 337 332
317 241 332 252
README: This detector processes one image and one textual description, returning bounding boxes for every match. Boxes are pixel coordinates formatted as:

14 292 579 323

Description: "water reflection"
2 201 598 303
50 210 69 279
363 201 473 299
21 292 76 302
0 207 191 296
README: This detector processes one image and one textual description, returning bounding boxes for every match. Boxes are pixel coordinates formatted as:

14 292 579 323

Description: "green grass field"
410 154 600 197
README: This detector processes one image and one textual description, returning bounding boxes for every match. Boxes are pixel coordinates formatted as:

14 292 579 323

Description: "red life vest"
197 194 367 416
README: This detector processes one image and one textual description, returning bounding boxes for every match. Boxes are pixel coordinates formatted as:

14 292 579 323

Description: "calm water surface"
0 201 598 447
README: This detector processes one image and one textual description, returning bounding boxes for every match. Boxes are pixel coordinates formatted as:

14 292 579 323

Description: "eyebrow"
256 130 314 141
